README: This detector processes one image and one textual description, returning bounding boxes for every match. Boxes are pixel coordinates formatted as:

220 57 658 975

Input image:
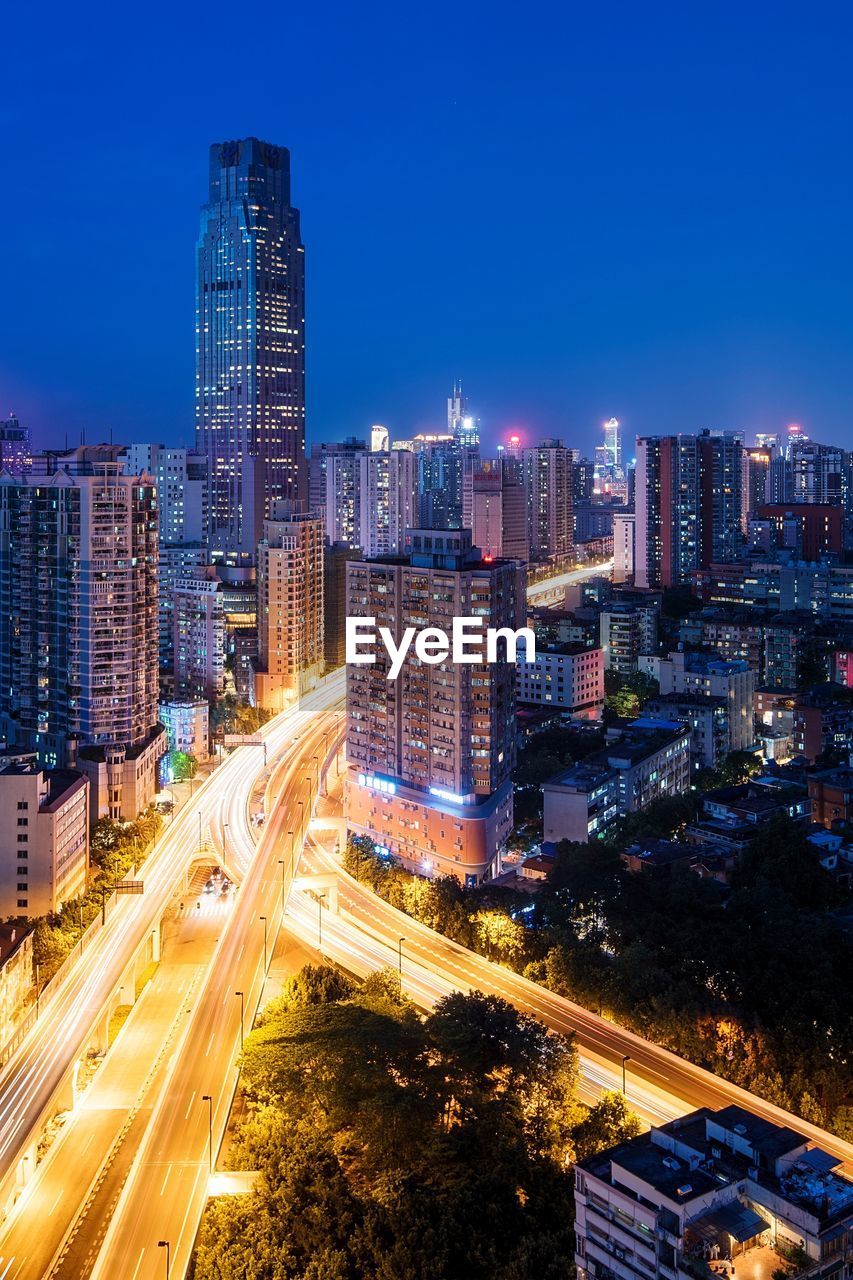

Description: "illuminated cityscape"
1 10 853 1279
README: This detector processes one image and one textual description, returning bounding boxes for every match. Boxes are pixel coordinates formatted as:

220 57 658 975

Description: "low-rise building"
346 771 513 886
159 701 210 763
687 778 811 853
575 1105 853 1280
517 644 604 719
808 768 853 829
793 687 853 763
542 719 691 843
0 759 89 916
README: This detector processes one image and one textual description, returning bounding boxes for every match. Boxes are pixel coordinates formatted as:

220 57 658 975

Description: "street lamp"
223 821 229 856
621 1054 630 1095
158 1240 170 1278
277 860 286 913
288 829 295 878
100 885 108 926
313 890 324 952
197 810 204 855
202 1094 213 1170
235 990 244 1052
260 915 268 972
79 904 85 956
398 936 405 974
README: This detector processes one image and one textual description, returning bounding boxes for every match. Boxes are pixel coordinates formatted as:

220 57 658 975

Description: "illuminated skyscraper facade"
196 138 306 558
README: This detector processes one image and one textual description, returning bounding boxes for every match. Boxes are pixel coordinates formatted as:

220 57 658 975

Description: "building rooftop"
581 1105 853 1229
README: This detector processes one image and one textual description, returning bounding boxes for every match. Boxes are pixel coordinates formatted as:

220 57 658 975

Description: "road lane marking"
130 1247 146 1280
47 1187 64 1216
160 1167 171 1196
184 1090 196 1120
205 1033 214 1057
0 1258 14 1280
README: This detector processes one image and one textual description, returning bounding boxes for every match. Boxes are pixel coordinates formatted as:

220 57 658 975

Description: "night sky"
3 0 853 457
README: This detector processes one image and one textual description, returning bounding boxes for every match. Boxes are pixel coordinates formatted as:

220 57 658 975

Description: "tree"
572 1091 641 1161
604 670 659 719
169 750 197 781
472 910 527 964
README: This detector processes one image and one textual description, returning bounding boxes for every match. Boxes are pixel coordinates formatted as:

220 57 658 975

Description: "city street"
87 701 342 1280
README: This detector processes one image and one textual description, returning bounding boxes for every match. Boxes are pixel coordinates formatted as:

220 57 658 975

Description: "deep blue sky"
3 0 853 457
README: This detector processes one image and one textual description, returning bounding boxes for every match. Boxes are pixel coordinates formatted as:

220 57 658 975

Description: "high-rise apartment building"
463 458 529 560
120 444 209 546
345 528 522 883
635 430 743 588
324 542 362 669
320 438 368 547
357 450 417 557
254 505 324 710
120 444 211 672
0 447 164 822
523 439 574 562
172 570 226 701
196 138 306 558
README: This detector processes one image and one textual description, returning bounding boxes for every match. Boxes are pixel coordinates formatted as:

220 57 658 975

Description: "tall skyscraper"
448 379 480 448
196 138 306 559
345 528 522 883
634 430 743 588
0 447 164 822
523 439 574 562
254 504 324 710
415 434 465 530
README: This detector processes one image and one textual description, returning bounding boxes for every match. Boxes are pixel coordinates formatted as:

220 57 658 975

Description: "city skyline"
5 3 853 456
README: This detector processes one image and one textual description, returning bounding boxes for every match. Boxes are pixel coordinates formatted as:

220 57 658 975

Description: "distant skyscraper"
415 435 466 530
196 138 306 558
370 424 390 453
0 447 164 821
448 379 480 448
0 415 31 475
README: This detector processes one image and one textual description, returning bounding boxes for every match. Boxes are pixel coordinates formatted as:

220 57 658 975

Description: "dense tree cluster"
346 818 853 1138
193 966 638 1280
210 694 274 737
32 811 161 982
